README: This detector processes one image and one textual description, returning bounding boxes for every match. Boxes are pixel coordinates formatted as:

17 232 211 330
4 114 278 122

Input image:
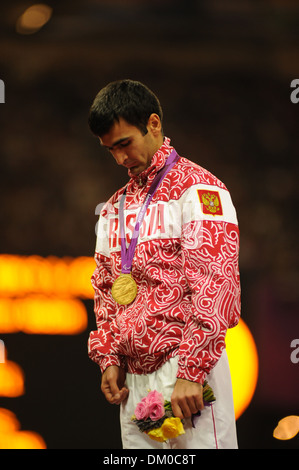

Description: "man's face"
99 116 162 176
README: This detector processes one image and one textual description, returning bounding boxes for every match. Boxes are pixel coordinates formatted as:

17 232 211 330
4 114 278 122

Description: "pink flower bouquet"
131 382 216 443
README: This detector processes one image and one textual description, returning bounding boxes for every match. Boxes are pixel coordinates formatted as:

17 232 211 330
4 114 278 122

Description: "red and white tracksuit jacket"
88 138 241 385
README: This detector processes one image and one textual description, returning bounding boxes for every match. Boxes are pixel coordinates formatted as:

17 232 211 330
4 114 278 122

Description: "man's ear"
147 113 162 136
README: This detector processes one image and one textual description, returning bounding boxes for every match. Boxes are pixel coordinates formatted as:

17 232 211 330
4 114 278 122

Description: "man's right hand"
101 365 129 405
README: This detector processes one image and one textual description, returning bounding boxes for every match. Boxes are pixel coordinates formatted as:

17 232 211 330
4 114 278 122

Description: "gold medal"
111 273 138 305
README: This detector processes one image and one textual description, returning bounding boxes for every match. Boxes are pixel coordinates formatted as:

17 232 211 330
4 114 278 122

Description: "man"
88 79 241 449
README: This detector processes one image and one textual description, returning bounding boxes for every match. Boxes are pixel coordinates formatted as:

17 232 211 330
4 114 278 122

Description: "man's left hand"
171 378 204 419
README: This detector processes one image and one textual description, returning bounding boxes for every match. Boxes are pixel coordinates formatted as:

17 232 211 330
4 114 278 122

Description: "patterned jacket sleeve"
87 209 125 373
176 186 241 384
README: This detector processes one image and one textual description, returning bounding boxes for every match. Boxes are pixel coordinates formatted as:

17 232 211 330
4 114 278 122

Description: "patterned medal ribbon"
111 149 180 305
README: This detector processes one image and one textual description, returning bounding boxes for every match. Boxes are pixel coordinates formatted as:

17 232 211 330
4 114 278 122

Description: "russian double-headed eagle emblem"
197 190 223 216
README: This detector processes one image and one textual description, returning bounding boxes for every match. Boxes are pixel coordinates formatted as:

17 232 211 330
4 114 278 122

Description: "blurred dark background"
0 0 298 449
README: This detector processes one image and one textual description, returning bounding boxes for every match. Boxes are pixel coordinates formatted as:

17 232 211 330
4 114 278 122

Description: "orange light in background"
0 255 95 299
0 300 18 333
0 408 46 449
0 296 88 335
16 3 53 35
226 318 259 420
0 430 47 449
273 415 299 440
0 255 94 335
14 295 88 335
0 408 20 433
0 355 25 397
68 256 96 298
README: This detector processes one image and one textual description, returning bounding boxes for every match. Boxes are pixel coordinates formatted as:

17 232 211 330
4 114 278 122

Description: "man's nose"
113 149 128 166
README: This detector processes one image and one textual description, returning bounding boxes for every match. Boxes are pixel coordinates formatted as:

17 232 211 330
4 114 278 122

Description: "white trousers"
120 350 238 449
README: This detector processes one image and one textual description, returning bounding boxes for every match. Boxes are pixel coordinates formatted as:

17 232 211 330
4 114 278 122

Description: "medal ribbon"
119 149 179 274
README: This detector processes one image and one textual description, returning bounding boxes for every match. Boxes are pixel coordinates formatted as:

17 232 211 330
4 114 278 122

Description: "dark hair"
88 79 163 137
